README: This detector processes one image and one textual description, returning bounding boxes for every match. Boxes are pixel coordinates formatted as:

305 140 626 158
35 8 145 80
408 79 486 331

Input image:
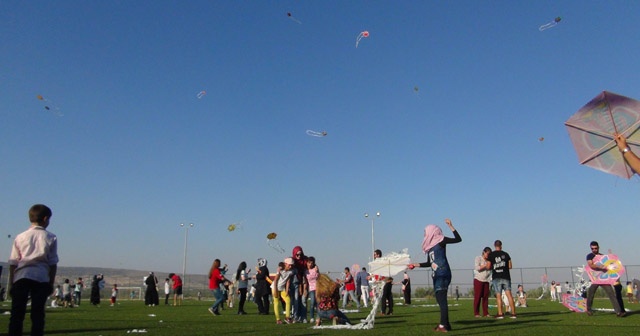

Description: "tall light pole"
364 212 380 261
180 223 194 288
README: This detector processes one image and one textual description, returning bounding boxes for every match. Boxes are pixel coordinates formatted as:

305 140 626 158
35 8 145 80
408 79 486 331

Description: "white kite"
306 129 327 137
313 249 410 330
368 249 411 277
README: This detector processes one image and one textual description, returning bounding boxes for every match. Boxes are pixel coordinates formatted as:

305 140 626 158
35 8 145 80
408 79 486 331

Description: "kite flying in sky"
287 12 302 24
306 129 327 137
266 232 285 253
36 94 62 116
539 17 561 31
356 31 369 48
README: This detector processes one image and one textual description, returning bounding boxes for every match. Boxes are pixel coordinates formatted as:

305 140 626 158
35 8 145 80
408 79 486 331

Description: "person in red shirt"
168 273 183 306
208 259 229 315
338 267 360 309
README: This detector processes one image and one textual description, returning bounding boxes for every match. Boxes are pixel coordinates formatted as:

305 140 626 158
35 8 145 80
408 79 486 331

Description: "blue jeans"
9 279 51 336
308 290 317 319
342 289 360 308
491 278 512 293
292 282 307 321
210 288 223 312
433 274 452 292
317 309 351 324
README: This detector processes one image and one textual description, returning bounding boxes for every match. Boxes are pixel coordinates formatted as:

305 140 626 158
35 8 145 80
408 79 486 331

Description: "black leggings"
237 288 247 312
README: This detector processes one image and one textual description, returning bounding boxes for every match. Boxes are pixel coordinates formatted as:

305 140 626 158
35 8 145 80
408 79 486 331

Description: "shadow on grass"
453 318 552 335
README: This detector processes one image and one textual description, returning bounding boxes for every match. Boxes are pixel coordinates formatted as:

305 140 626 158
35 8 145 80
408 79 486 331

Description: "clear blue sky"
2 1 640 278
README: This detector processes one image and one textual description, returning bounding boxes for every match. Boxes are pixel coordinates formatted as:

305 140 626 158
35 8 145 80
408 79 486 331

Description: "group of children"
50 278 86 308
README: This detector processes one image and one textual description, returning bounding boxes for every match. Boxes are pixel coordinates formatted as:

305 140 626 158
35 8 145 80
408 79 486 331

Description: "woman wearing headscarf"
401 272 411 305
291 246 309 322
144 272 159 306
90 274 104 305
253 258 271 315
408 218 461 332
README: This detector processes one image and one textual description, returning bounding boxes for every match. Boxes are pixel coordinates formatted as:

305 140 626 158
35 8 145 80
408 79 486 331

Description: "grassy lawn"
1 297 638 335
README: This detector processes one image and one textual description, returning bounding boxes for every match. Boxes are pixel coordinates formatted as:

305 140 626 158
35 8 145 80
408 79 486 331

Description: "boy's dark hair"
590 241 599 247
29 204 52 225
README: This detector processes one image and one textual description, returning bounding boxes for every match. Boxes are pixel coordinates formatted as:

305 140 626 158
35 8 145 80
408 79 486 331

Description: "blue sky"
2 1 640 278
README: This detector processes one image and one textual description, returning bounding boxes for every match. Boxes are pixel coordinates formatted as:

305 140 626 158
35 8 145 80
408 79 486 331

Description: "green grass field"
1 297 638 335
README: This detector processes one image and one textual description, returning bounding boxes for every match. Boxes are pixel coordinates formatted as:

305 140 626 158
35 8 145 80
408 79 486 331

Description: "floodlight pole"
364 212 381 262
180 223 194 289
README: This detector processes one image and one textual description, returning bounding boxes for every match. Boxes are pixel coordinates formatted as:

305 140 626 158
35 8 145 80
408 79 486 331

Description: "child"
8 204 59 336
62 278 72 307
110 284 118 306
305 256 319 323
381 277 394 315
74 277 84 306
315 273 351 326
169 273 183 306
516 284 527 307
274 258 294 324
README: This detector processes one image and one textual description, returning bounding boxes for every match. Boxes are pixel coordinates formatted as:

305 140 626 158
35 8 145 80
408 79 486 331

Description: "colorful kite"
539 17 561 31
266 232 285 253
306 129 327 137
565 91 640 179
585 254 625 285
287 12 302 24
562 294 587 313
197 90 206 99
355 31 369 48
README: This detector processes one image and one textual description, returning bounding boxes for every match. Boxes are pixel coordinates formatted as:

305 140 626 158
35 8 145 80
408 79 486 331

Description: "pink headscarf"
422 224 444 254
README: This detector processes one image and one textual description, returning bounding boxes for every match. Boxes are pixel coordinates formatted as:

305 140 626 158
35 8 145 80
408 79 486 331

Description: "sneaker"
284 318 293 324
434 325 448 333
495 314 504 319
208 308 215 316
276 320 283 325
309 318 315 323
617 312 627 318
510 315 517 319
474 315 481 318
586 311 593 316
303 319 308 323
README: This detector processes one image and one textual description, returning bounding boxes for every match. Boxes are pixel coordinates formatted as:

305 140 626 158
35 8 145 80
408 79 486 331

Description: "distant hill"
0 262 210 291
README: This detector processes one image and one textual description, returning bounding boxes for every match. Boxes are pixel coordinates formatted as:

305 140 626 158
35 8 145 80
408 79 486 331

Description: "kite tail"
311 281 383 330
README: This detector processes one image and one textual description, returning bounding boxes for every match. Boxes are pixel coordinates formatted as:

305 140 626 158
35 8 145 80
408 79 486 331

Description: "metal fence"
1 265 638 301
